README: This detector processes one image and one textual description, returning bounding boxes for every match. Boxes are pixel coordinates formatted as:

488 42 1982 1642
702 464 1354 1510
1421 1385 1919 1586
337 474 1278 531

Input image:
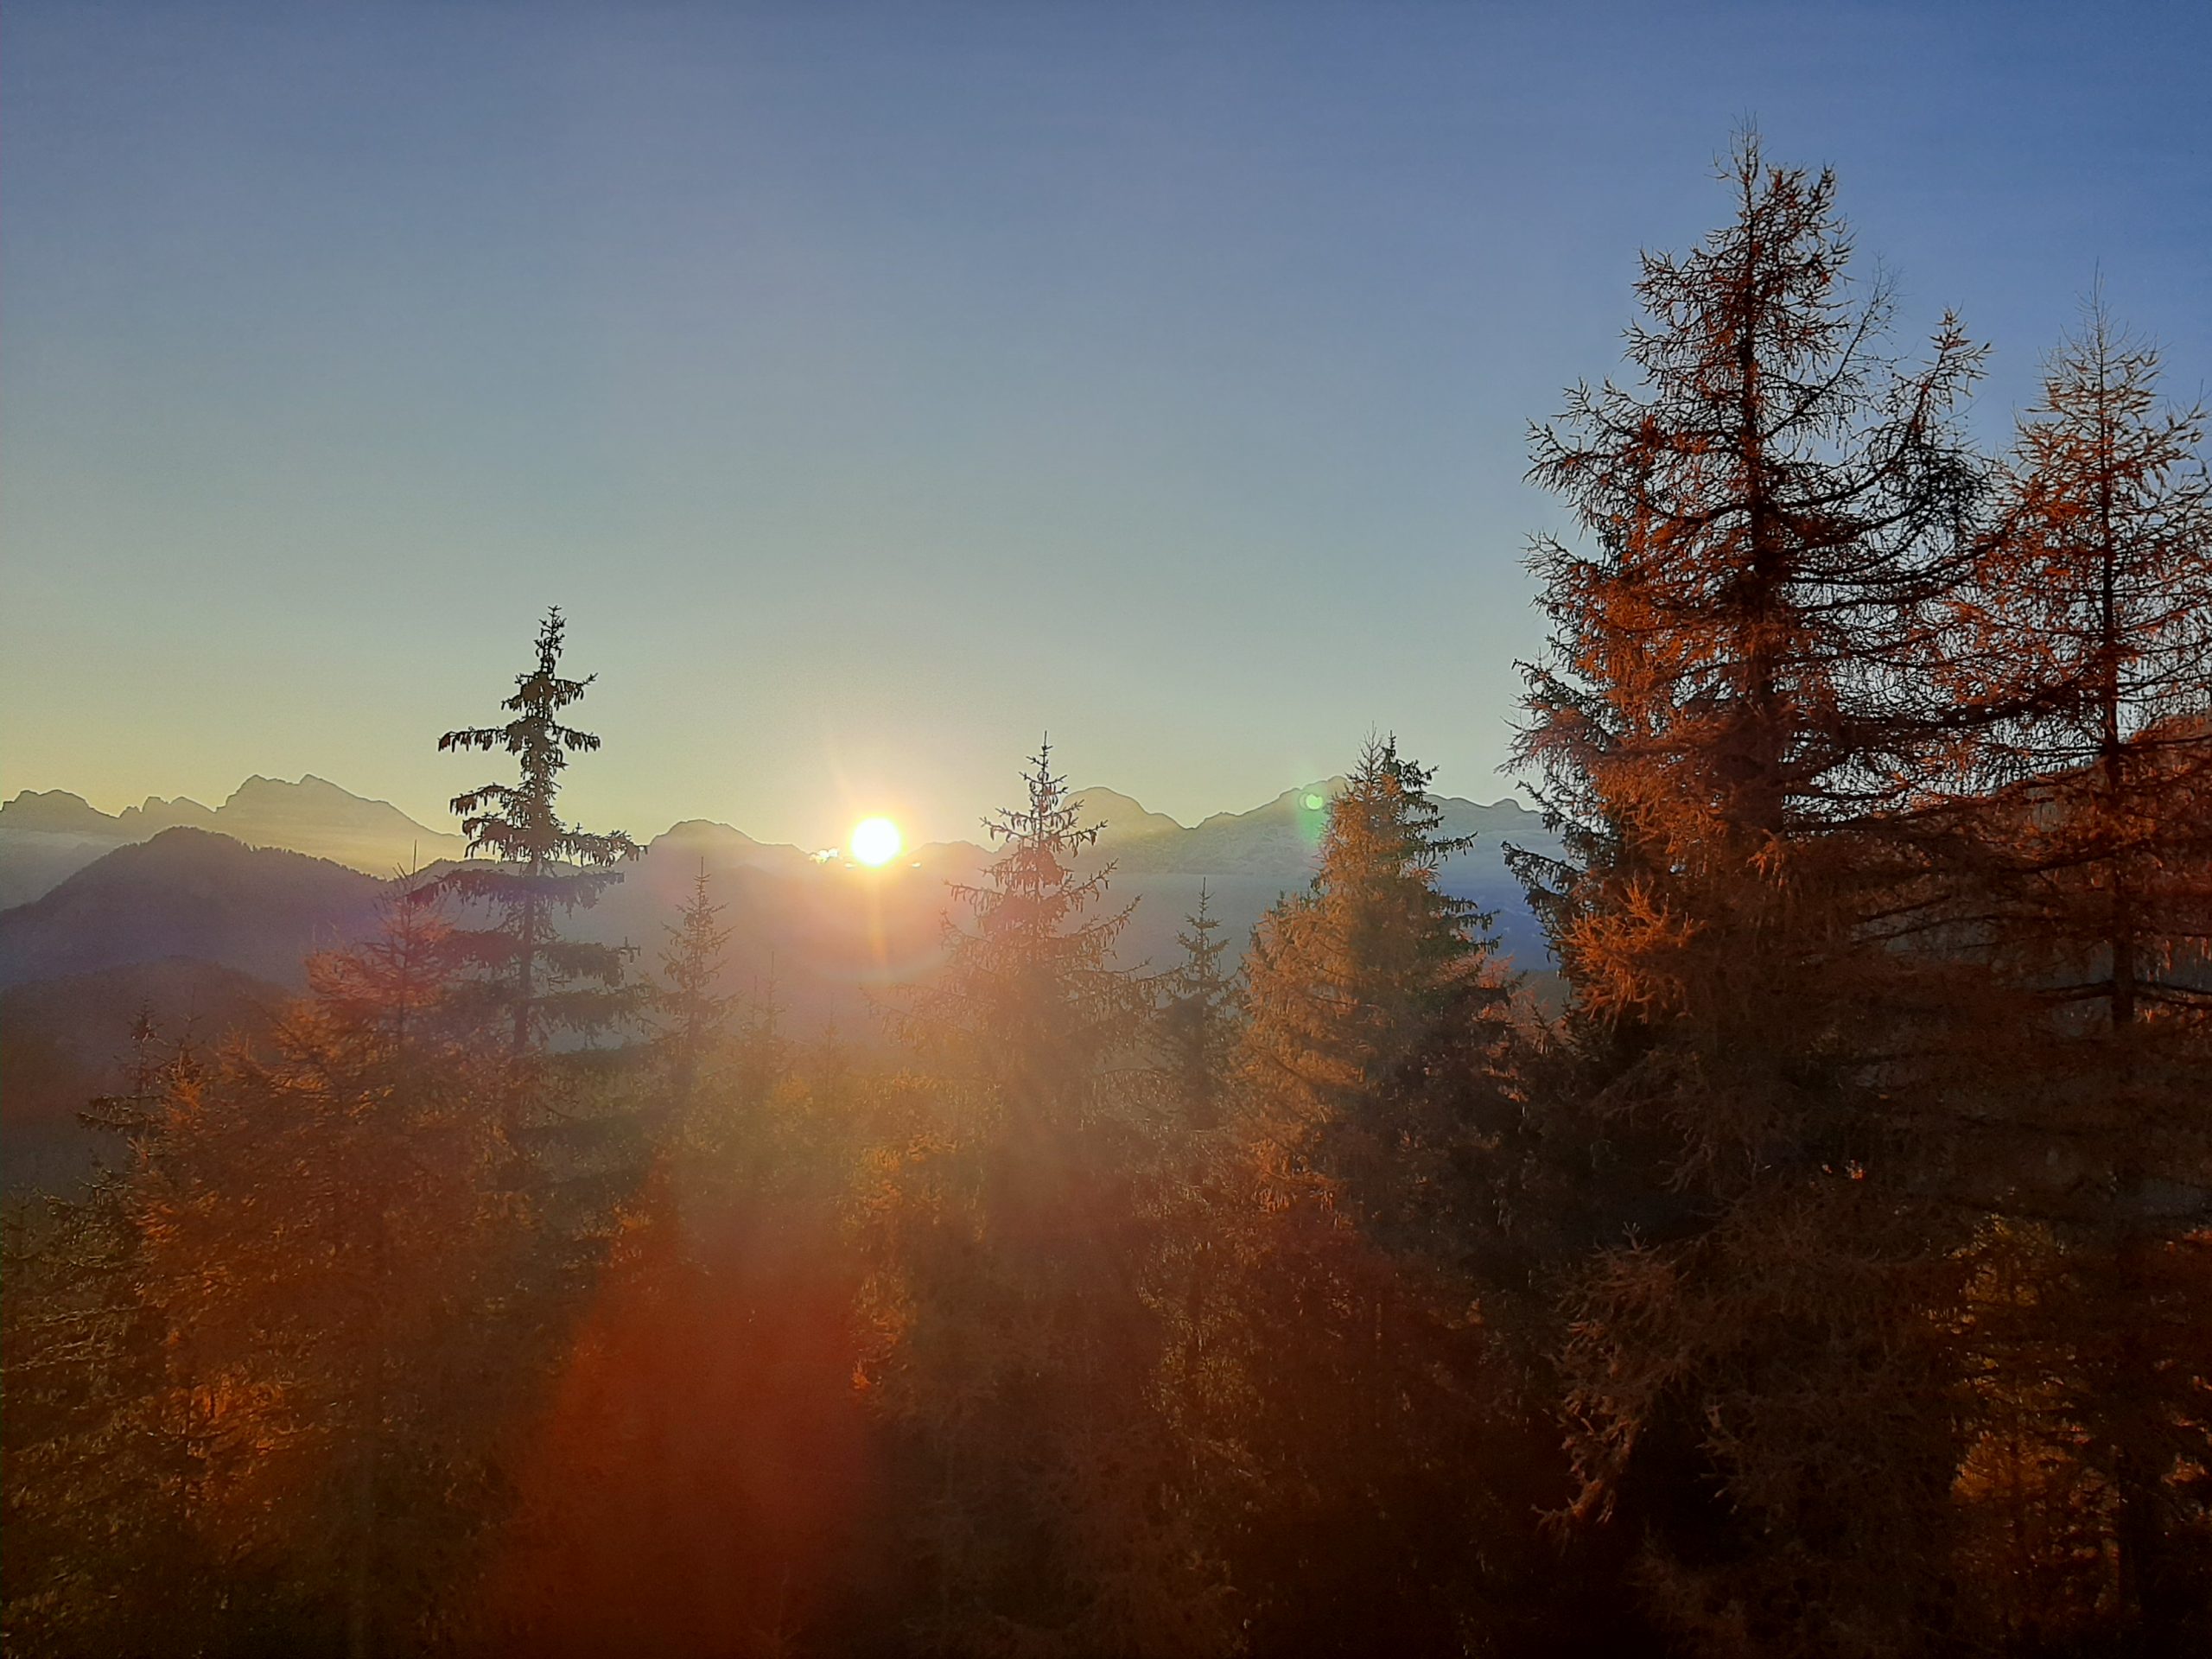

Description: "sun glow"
849 816 903 867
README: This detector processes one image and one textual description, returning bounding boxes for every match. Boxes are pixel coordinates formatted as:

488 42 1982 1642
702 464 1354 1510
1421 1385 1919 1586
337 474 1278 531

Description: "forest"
4 137 2208 1658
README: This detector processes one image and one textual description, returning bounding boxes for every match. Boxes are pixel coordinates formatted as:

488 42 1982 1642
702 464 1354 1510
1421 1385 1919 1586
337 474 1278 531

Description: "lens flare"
849 817 903 867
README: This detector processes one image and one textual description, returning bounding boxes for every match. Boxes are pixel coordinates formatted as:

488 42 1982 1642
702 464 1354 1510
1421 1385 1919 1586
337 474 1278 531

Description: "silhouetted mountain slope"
1106 779 1345 873
1066 787 1188 843
1077 779 1554 877
0 829 383 990
652 818 814 873
0 776 466 902
531 823 986 1036
109 794 219 834
553 785 1554 1038
0 956 287 1192
1055 780 1557 965
0 831 117 910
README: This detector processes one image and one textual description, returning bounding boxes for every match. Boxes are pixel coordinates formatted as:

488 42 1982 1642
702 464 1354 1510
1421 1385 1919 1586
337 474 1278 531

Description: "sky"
4 1 2207 850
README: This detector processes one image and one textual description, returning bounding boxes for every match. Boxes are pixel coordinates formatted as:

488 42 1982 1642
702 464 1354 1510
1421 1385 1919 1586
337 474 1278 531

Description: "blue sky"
4 1 2206 847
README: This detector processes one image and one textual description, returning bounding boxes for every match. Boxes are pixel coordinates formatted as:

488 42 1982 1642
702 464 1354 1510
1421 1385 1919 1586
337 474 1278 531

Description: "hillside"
0 829 119 909
0 829 385 990
1071 779 1553 877
0 956 288 1191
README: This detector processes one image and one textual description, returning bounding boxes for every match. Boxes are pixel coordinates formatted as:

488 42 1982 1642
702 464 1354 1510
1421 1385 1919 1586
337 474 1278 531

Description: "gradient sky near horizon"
4 1 2207 849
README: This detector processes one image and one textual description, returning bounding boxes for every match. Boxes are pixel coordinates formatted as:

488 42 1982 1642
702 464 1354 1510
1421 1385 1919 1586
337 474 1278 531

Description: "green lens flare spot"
1300 792 1325 811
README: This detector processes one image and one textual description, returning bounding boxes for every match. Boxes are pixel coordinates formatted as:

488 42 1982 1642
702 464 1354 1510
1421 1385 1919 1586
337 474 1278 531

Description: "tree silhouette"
1203 737 1530 1654
903 739 1146 1116
425 607 640 1062
1948 301 2212 1030
2 1019 218 1658
137 898 525 1657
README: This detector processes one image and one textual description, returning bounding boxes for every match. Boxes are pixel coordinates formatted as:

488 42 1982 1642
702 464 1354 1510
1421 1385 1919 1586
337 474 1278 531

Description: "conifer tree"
864 742 1229 1654
2 1020 218 1659
718 969 791 1192
651 860 733 1122
732 969 785 1109
1241 734 1504 1244
1937 304 2212 1645
1514 133 1993 1652
141 897 524 1657
1157 882 1236 1129
1948 300 2212 1028
905 739 1147 1121
641 862 747 1245
1200 736 1528 1652
427 607 640 1060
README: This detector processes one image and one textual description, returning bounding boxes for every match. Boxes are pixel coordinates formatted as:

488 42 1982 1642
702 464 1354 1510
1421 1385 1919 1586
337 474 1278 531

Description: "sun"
849 816 903 868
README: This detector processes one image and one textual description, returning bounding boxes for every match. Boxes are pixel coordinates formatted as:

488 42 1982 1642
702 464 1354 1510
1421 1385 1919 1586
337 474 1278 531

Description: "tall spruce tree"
904 739 1147 1121
1514 134 1993 1654
427 607 640 1061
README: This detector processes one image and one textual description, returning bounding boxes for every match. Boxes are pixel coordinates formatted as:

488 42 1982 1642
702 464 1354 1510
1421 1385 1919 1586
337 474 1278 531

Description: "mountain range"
0 774 469 906
0 772 1559 1190
1 771 1554 908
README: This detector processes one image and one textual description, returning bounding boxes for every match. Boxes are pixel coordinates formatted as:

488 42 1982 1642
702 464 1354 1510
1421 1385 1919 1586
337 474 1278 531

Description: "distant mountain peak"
0 789 119 836
115 794 219 830
1192 778 1343 831
654 819 777 854
226 772 356 804
645 820 813 873
1067 786 1187 841
660 817 763 842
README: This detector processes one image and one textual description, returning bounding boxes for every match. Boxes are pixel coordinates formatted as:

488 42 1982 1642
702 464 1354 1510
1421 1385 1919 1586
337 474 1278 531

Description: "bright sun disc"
849 817 903 867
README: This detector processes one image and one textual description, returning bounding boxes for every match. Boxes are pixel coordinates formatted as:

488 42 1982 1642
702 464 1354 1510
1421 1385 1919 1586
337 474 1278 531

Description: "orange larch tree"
1935 302 2212 1647
139 899 528 1658
1514 132 1993 1655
